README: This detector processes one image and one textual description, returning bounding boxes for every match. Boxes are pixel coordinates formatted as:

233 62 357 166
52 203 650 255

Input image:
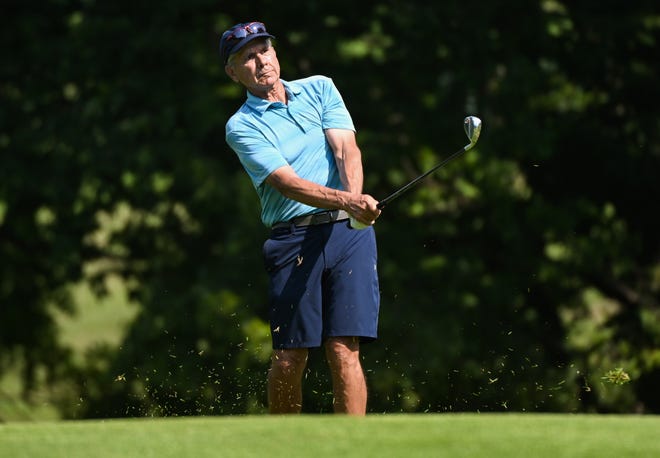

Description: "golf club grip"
376 146 468 210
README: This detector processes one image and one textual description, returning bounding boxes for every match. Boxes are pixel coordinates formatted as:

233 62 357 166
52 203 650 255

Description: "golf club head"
463 116 482 149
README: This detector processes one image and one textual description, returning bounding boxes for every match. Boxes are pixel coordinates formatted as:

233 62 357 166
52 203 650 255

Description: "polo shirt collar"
245 79 302 113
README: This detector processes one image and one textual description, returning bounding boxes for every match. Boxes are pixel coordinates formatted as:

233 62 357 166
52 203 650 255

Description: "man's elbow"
265 168 299 196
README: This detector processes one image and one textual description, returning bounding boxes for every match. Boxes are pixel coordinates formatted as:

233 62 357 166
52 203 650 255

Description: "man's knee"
271 348 309 373
325 337 360 367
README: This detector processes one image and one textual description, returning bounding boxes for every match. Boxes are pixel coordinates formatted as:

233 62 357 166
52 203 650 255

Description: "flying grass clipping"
601 368 631 385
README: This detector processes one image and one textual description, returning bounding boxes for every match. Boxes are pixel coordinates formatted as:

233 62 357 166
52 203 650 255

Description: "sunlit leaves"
337 21 393 62
541 0 574 38
530 78 608 113
2 0 659 418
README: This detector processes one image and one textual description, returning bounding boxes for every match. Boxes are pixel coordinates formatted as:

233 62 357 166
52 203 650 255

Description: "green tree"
1 0 658 418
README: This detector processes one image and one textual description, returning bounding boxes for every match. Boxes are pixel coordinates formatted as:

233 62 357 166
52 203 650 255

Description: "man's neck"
251 80 286 104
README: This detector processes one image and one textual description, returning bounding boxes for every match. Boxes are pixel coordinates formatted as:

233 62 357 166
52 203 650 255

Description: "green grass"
1 414 659 457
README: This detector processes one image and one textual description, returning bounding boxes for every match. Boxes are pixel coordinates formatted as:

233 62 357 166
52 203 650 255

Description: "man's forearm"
266 164 380 224
325 128 364 195
334 146 364 195
266 166 356 211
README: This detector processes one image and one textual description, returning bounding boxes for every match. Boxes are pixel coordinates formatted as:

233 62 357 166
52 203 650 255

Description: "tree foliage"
1 0 659 417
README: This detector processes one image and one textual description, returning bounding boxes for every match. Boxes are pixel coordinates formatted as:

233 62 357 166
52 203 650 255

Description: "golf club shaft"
376 145 469 210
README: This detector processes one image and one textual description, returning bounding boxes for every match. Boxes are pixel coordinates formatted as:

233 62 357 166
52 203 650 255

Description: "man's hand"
346 194 381 227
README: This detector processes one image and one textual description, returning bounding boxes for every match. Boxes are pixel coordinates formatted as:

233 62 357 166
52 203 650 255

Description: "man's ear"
225 64 239 83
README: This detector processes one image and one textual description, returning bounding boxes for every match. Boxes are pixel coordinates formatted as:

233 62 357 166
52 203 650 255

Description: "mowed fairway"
1 413 658 458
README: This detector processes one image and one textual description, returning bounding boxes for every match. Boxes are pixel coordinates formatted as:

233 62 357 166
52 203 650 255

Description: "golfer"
221 21 381 415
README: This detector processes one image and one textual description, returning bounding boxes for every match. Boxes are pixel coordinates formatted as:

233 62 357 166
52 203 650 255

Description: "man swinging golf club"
221 21 381 415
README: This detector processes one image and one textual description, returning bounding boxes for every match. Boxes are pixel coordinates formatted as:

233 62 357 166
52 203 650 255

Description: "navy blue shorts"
262 219 380 349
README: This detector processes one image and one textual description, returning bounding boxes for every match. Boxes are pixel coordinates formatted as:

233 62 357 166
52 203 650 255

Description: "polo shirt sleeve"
321 78 355 132
226 122 289 188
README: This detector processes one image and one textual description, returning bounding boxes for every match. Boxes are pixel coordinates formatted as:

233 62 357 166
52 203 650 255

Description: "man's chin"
257 72 277 83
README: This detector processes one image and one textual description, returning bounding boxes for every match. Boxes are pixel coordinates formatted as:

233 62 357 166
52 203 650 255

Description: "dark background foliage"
1 0 659 418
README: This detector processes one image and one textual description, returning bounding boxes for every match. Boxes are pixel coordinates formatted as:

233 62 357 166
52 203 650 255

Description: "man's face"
225 39 280 94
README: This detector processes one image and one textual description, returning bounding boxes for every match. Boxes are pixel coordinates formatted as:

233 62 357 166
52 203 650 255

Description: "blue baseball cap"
220 22 275 64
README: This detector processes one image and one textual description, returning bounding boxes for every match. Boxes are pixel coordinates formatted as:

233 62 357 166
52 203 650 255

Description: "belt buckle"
314 211 331 225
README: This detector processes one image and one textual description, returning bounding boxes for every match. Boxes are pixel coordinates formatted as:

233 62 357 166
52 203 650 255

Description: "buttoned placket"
268 98 308 133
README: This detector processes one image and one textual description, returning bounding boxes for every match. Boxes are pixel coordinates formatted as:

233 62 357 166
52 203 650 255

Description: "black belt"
272 210 350 230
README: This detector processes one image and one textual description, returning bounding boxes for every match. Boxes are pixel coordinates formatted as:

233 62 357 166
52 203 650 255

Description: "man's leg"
268 348 309 413
325 337 367 415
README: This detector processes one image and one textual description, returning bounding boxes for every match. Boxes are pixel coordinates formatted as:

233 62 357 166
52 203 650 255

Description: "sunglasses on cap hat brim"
221 22 275 64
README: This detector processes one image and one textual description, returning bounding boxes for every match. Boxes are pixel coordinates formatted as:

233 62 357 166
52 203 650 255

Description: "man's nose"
256 53 269 66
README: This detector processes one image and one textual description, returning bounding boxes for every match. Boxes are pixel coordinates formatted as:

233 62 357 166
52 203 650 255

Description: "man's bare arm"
265 165 380 224
325 128 364 194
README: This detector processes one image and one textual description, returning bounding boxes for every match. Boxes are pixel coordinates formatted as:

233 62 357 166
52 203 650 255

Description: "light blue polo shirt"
225 76 355 227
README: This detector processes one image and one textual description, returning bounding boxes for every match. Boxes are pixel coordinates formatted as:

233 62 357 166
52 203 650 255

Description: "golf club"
377 116 482 209
350 116 482 229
